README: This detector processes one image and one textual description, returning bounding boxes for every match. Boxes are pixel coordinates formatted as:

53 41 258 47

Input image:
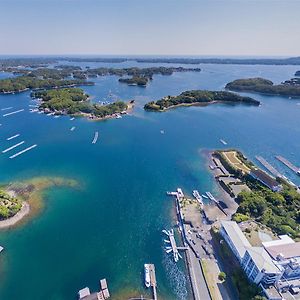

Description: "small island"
31 88 131 120
226 77 300 97
144 90 260 111
118 76 149 86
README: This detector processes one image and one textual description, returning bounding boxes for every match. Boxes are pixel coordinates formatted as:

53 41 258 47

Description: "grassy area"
201 259 219 300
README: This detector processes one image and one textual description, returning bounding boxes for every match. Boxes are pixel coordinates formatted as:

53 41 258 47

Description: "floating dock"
2 141 25 153
6 134 20 141
1 107 13 111
9 144 37 159
163 229 188 262
276 155 300 175
255 156 283 178
3 109 24 117
92 131 99 144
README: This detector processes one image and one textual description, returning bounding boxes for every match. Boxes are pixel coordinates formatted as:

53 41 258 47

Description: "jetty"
2 141 25 153
6 134 20 141
3 109 24 117
78 278 110 300
255 156 283 178
276 155 300 175
163 229 188 262
1 107 13 111
149 264 157 300
9 144 37 159
92 131 99 144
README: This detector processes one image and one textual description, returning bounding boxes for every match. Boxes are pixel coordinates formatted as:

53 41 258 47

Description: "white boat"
192 190 203 206
144 264 151 288
70 126 76 131
220 139 227 145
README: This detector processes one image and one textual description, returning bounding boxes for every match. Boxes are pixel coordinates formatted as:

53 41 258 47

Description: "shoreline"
0 176 78 230
0 202 30 229
145 99 259 112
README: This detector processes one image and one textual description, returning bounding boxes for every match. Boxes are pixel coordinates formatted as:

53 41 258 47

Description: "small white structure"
78 287 90 299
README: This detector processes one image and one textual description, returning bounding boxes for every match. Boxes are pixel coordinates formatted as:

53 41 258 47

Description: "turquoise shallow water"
0 62 300 299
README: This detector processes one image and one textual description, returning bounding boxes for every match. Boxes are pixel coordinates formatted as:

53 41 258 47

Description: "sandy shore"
0 202 30 229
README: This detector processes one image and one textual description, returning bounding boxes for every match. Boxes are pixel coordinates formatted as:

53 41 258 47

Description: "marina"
6 134 20 141
9 144 37 159
192 190 203 207
276 155 300 175
2 141 25 153
163 229 188 262
3 109 25 117
92 131 99 144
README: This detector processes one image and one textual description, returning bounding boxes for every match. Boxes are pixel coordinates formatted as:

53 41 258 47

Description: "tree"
218 272 226 282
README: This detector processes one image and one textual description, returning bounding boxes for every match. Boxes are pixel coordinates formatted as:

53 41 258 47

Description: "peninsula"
144 90 260 111
31 88 130 120
226 77 300 97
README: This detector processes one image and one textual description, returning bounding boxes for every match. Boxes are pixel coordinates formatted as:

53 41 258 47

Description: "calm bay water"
0 61 300 299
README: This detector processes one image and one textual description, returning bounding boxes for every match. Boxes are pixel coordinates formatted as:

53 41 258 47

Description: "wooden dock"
148 264 157 300
276 155 300 175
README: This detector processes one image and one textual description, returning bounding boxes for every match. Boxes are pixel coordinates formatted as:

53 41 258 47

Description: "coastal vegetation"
226 77 300 97
118 76 149 86
144 90 260 111
0 177 78 228
0 75 93 94
0 189 22 220
32 88 128 119
213 149 300 239
234 181 300 239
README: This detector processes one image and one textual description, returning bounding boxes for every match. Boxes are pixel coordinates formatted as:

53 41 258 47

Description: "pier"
276 155 300 175
1 107 13 111
255 156 283 178
92 131 99 144
3 109 24 117
149 264 157 300
163 229 188 262
9 144 37 159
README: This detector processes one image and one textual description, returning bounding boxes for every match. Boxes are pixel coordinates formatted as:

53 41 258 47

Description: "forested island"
144 90 260 111
226 77 300 97
118 76 149 86
31 88 130 119
0 75 94 94
0 66 201 92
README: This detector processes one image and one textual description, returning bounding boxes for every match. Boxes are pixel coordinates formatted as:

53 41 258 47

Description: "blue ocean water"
0 62 299 299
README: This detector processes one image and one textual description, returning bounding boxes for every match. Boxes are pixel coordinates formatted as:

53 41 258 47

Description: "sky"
0 0 299 56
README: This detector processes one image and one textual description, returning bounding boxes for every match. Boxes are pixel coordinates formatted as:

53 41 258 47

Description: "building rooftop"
246 247 280 274
221 221 251 258
250 169 280 189
265 242 300 260
262 235 295 248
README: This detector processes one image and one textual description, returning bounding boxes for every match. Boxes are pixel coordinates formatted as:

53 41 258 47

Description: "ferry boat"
144 264 151 288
